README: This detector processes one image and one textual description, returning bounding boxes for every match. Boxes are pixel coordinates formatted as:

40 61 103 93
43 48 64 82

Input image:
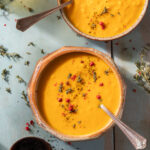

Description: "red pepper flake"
99 22 105 29
66 81 70 85
80 60 84 63
62 113 66 117
68 104 74 112
90 61 95 66
58 98 63 102
88 89 91 92
132 89 136 93
99 83 104 86
30 120 34 125
71 75 77 81
115 42 119 46
54 82 57 86
66 98 70 103
25 126 30 131
26 122 30 126
4 24 6 27
132 47 136 50
129 39 132 42
96 95 101 99
67 142 72 145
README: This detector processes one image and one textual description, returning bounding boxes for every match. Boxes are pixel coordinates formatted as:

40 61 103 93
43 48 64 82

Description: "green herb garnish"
93 71 97 82
77 75 82 83
66 88 73 94
6 88 11 94
58 83 63 92
41 49 45 54
67 73 72 79
100 7 108 15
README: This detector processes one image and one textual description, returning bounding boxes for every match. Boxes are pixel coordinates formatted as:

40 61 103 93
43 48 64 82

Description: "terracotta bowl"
57 0 149 41
28 46 126 141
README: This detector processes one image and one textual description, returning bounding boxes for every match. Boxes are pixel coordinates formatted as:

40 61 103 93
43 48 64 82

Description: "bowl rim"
28 46 126 141
57 0 149 41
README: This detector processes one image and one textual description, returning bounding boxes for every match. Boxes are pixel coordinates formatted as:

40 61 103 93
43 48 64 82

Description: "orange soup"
37 53 122 136
62 0 146 38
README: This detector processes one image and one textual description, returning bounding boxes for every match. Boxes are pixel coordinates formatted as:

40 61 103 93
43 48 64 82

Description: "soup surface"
62 0 146 38
37 53 122 136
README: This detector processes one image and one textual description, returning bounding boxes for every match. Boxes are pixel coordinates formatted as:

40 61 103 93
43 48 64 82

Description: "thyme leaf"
16 75 27 85
21 91 30 106
1 69 9 82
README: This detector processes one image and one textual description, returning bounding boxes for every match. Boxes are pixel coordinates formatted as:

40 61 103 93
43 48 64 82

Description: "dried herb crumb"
28 42 35 47
6 88 11 94
9 65 12 69
57 16 61 20
21 91 30 106
58 83 63 92
66 88 73 94
16 75 27 85
100 7 108 15
26 52 31 55
41 49 45 54
93 71 97 82
24 61 30 66
1 69 9 82
77 75 82 83
67 73 72 79
73 124 76 128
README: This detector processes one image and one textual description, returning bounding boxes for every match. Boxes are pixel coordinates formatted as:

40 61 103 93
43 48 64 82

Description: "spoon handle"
100 104 147 149
16 0 72 32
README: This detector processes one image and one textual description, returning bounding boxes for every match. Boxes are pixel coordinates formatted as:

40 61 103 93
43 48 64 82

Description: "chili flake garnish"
80 60 84 63
99 22 105 30
58 98 63 102
26 122 30 126
66 98 70 103
132 89 136 93
66 81 70 85
90 61 95 66
71 75 77 81
30 120 34 125
96 95 101 99
25 126 30 131
99 83 104 86
68 104 74 112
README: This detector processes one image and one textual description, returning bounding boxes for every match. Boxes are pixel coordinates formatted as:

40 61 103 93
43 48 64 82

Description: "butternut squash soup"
61 0 146 38
37 53 122 136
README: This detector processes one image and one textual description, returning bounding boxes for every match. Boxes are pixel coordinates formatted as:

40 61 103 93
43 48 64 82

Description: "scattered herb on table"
133 44 150 93
6 88 11 94
16 75 27 85
57 16 61 20
9 65 12 69
1 69 9 82
0 45 22 61
28 7 34 13
28 42 35 47
26 52 31 55
41 49 45 54
21 91 30 106
24 61 30 66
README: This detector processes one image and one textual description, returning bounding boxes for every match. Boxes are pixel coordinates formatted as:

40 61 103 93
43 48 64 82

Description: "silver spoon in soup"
100 104 147 150
16 0 73 32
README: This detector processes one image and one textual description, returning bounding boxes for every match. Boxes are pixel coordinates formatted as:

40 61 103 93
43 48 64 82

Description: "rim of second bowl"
28 46 126 141
57 0 149 41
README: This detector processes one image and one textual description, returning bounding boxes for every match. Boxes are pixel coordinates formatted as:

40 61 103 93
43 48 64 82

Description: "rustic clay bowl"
57 0 149 41
28 46 126 141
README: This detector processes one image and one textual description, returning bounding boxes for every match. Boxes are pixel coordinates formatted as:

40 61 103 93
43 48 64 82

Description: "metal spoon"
16 0 73 32
100 104 147 150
